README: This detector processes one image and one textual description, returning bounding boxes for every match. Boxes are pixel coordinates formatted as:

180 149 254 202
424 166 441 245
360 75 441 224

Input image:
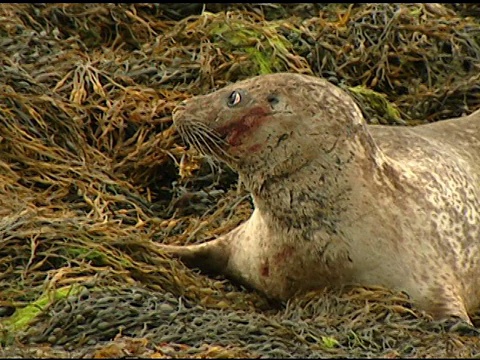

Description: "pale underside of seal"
157 72 480 324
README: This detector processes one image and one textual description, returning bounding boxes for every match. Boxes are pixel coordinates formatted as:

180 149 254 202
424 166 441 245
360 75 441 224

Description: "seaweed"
1 3 480 358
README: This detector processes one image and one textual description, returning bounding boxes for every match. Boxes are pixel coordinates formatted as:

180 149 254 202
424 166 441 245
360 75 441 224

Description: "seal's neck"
240 128 384 237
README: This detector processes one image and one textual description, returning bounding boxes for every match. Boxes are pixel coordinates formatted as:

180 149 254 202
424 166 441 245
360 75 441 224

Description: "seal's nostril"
172 104 184 116
173 100 188 115
177 100 188 109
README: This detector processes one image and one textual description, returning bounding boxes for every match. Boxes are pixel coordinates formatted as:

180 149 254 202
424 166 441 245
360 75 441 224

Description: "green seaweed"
0 285 81 344
210 16 294 74
348 85 405 125
322 335 340 348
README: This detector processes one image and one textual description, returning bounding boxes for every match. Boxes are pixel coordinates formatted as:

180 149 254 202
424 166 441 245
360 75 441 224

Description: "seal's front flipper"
418 284 475 332
422 315 480 336
446 317 480 336
156 238 232 276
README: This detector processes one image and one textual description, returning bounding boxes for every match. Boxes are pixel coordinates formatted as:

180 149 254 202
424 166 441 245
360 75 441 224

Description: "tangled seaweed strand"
1 3 480 358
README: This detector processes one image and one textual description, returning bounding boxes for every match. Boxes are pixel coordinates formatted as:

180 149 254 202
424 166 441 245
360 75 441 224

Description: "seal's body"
159 73 480 323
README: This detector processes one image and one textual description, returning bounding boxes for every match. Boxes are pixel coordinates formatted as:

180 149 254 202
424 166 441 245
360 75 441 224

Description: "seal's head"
173 73 369 182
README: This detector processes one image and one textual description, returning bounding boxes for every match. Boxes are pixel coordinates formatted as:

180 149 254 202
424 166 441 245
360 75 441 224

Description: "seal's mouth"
214 121 249 147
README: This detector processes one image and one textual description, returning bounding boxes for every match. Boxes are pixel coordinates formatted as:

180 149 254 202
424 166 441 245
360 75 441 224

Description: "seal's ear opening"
267 93 280 108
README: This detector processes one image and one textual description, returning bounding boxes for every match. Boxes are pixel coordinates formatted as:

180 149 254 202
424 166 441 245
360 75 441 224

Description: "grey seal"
157 73 480 324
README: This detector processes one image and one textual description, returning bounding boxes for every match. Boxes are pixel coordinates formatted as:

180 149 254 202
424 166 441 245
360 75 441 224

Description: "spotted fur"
161 73 480 323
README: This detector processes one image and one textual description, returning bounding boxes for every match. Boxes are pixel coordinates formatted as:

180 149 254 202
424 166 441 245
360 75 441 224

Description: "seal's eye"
227 91 242 107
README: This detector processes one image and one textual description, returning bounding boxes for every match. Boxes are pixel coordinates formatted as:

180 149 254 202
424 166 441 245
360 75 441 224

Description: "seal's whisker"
179 124 206 154
193 122 229 145
179 127 197 151
181 121 235 162
176 123 191 144
186 133 206 155
194 132 225 160
197 130 235 161
188 128 214 158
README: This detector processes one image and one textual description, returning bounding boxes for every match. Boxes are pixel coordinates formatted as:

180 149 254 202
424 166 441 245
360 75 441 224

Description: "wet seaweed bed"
1 3 480 358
